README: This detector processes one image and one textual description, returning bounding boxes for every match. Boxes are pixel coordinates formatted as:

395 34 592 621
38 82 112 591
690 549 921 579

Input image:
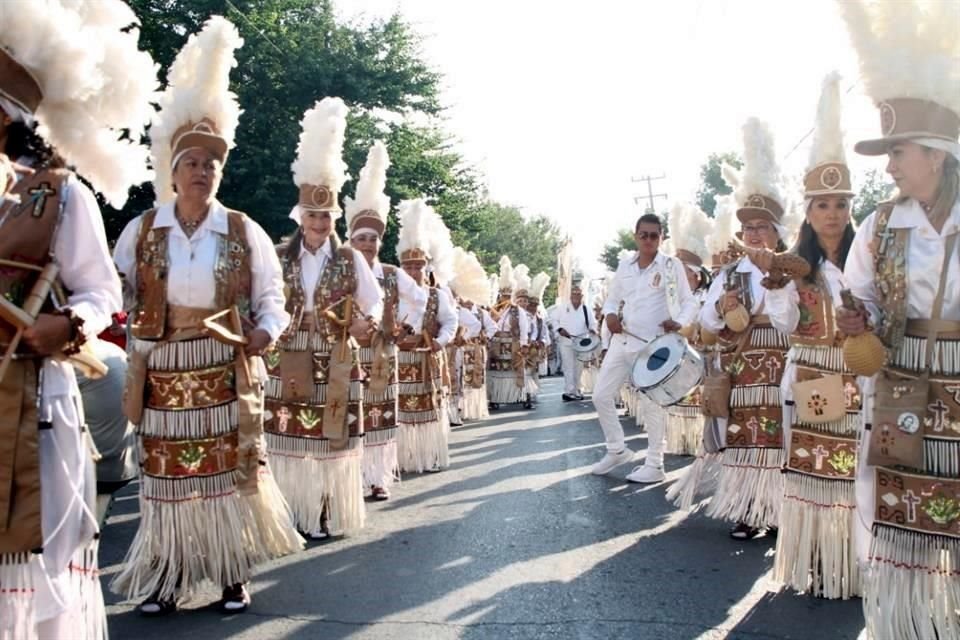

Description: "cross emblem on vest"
151 447 172 475
28 182 56 218
844 382 859 408
368 406 382 428
746 416 760 443
209 439 233 468
276 406 292 432
765 356 782 381
928 399 949 432
811 444 829 470
876 226 896 254
901 489 922 523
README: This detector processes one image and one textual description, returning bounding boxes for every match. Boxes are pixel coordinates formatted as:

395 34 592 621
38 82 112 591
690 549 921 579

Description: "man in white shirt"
590 214 699 483
552 284 596 401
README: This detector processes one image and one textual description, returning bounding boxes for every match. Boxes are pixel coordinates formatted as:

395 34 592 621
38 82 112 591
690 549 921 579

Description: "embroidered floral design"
298 409 321 430
828 449 856 475
177 443 205 473
923 494 960 526
759 416 780 435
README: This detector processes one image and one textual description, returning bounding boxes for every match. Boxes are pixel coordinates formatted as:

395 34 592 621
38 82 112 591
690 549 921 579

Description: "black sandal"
220 583 250 614
139 596 177 617
729 522 763 540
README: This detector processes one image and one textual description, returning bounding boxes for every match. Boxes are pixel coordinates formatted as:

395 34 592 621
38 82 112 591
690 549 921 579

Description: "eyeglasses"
742 224 774 235
636 231 661 240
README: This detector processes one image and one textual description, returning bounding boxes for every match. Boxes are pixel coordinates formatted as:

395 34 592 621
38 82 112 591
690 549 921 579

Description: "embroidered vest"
280 235 357 339
423 287 441 339
871 202 910 351
379 264 399 340
791 274 841 348
663 256 681 320
0 168 70 344
131 208 253 339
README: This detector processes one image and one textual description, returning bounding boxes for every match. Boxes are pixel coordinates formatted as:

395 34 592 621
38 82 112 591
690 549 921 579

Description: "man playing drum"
591 213 699 483
553 282 597 401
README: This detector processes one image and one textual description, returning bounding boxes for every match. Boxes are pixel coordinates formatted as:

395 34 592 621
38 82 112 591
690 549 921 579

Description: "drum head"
572 335 601 353
631 334 685 389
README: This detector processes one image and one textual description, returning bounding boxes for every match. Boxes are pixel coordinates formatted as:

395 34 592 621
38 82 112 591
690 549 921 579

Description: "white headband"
914 137 960 165
290 204 342 226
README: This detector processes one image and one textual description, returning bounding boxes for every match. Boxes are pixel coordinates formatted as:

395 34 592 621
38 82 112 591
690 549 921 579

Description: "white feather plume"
396 198 431 260
151 16 242 205
706 192 737 257
530 272 551 301
498 256 514 291
0 0 159 208
513 264 531 294
809 71 846 169
291 96 349 193
425 207 455 286
664 201 712 263
345 140 390 227
450 248 491 305
488 273 499 305
837 0 960 115
736 117 785 208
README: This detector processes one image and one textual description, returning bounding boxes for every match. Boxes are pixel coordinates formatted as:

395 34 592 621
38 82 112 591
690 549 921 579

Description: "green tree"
695 151 743 217
600 228 635 271
853 168 894 224
110 0 471 250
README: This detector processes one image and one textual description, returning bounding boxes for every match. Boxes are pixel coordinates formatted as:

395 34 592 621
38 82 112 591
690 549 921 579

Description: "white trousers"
591 336 667 466
559 339 582 395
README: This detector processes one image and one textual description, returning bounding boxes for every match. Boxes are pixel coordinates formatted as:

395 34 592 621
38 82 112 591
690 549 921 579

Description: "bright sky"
335 0 886 275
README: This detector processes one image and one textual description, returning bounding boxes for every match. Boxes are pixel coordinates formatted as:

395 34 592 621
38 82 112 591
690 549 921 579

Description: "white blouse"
765 259 848 337
114 199 289 341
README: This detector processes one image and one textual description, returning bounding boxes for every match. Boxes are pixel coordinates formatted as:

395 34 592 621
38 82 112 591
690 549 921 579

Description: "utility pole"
631 174 668 214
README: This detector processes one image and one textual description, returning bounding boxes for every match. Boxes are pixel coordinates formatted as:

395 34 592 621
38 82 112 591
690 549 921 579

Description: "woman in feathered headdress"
0 2 156 636
394 199 458 472
758 72 861 600
487 256 531 410
836 1 960 636
346 141 427 499
450 249 495 421
523 272 552 409
440 248 482 427
264 97 384 540
112 17 302 616
691 118 795 541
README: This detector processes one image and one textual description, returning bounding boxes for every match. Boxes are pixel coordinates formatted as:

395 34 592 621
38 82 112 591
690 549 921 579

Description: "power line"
782 79 863 160
224 0 288 58
631 174 668 214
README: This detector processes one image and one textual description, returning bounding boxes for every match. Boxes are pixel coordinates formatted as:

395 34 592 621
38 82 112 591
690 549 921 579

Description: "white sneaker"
625 464 665 484
591 449 633 475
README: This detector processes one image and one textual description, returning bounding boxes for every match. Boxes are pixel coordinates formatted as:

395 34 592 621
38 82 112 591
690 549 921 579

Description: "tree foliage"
600 228 635 271
853 168 894 224
695 151 743 217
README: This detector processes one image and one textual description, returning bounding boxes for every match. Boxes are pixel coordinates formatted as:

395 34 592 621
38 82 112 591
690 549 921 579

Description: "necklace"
176 210 206 236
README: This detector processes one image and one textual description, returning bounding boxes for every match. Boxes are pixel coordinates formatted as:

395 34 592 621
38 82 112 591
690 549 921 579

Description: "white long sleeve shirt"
700 256 769 335
296 238 383 320
845 198 960 324
400 284 459 346
114 199 290 341
603 251 698 348
496 305 530 346
42 177 122 399
551 301 596 340
457 305 483 339
765 259 848 336
372 260 427 313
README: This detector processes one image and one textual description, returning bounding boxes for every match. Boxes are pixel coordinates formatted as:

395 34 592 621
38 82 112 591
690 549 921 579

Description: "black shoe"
450 421 463 427
489 403 500 410
523 402 533 410
562 393 574 402
220 583 250 614
139 596 177 617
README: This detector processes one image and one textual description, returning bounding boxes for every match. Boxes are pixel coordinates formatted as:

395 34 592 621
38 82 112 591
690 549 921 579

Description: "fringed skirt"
705 323 788 529
487 333 526 404
264 331 365 534
112 336 302 603
397 347 449 472
356 340 399 489
666 387 704 456
860 330 960 640
462 342 488 420
773 347 861 600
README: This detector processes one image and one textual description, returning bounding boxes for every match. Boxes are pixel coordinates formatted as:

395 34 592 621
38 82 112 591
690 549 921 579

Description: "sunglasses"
636 231 661 240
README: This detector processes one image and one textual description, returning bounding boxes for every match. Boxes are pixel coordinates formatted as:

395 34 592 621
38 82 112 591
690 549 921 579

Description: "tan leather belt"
146 363 236 410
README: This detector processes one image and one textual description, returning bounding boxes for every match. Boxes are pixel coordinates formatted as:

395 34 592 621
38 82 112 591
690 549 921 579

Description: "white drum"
630 333 703 407
571 334 601 363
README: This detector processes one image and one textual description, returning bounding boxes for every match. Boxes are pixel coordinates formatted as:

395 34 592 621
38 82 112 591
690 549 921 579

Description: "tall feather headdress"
425 207 455 286
498 256 515 295
804 71 854 197
513 264 531 297
345 140 390 237
723 118 791 238
450 248 491 306
556 238 573 305
663 201 712 267
396 198 431 264
290 96 349 223
0 0 159 207
837 0 960 156
530 272 551 303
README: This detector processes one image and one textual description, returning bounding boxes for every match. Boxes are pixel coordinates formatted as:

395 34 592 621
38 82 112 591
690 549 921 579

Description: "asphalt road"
100 377 866 639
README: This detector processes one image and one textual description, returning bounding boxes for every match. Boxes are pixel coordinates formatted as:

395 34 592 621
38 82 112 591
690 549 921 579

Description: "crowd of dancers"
0 2 958 640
